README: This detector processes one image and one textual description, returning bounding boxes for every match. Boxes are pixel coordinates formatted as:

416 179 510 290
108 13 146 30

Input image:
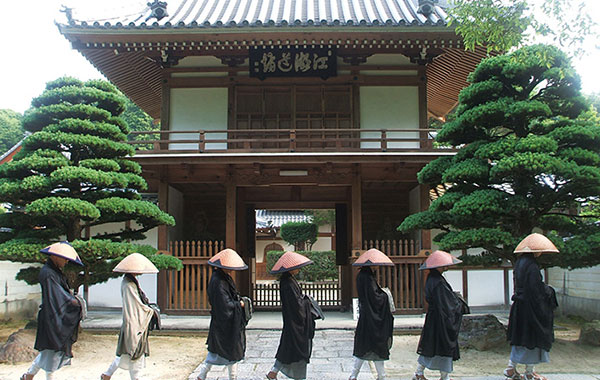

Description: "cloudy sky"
1 0 598 114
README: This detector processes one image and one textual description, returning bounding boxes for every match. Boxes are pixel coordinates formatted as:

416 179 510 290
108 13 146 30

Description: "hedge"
266 250 337 281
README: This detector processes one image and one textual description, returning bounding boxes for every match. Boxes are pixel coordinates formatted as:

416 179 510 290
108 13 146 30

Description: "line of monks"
20 232 559 380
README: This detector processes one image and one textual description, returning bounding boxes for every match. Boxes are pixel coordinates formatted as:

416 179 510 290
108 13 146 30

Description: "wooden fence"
362 239 426 313
253 280 342 310
164 240 224 313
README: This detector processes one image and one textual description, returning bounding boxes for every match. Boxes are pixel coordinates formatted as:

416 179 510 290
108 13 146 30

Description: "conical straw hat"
419 250 462 270
113 253 159 274
514 233 559 255
208 248 248 270
40 241 83 266
270 251 313 274
353 248 394 267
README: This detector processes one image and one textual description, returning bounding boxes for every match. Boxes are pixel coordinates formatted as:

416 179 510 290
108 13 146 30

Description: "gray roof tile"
66 0 447 29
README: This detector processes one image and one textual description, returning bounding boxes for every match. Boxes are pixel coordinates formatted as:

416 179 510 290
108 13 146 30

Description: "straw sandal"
411 374 428 380
266 371 278 379
504 367 524 380
524 373 547 380
20 374 33 380
101 375 111 380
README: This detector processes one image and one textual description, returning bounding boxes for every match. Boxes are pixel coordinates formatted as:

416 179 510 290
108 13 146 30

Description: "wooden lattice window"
233 85 354 150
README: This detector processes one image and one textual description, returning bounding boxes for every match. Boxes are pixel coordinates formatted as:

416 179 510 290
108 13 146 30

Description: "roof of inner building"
64 0 448 29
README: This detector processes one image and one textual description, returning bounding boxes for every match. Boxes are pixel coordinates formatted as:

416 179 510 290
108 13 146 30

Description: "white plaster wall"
359 86 419 149
548 265 600 300
83 225 159 308
170 88 228 150
548 265 600 318
0 261 41 319
445 268 514 307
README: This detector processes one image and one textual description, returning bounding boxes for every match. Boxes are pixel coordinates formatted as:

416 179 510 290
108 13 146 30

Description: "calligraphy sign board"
250 46 337 80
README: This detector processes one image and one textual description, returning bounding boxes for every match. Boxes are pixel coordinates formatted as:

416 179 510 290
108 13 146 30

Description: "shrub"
266 250 337 282
280 221 318 250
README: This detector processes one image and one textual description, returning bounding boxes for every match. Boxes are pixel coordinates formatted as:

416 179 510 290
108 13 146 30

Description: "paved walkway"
82 309 508 331
187 330 600 380
82 310 599 380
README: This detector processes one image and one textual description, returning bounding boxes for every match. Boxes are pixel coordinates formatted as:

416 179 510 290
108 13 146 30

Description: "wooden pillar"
157 177 169 311
420 184 431 250
503 268 510 308
160 79 170 151
225 179 236 250
462 268 469 304
418 66 430 149
350 166 362 300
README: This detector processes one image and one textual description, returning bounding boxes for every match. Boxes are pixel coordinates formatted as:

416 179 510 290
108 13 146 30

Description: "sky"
1 0 599 114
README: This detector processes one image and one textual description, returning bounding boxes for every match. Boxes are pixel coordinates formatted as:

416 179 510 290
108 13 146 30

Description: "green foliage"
304 209 335 227
3 238 182 288
0 109 25 154
398 45 600 269
447 0 599 58
447 0 530 53
0 76 177 291
280 221 319 251
266 250 337 282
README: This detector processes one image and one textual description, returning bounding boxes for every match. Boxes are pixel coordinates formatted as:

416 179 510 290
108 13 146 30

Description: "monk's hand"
240 300 245 308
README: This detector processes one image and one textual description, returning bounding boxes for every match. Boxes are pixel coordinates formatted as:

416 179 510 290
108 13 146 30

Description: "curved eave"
58 23 487 120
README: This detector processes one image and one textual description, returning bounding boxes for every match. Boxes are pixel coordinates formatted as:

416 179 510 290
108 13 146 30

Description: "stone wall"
0 261 41 320
548 265 600 320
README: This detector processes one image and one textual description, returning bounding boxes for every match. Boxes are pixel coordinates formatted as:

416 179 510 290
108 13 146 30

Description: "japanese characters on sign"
250 46 337 80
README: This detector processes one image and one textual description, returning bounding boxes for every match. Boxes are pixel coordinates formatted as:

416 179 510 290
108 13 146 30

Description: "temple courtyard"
1 312 599 380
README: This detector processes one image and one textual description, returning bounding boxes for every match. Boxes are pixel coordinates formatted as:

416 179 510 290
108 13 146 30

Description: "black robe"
507 254 558 351
207 268 247 362
417 269 463 360
275 272 315 364
353 267 394 360
34 259 81 357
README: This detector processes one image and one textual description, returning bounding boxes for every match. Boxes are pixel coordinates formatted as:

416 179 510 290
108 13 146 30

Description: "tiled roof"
66 0 448 29
256 210 311 228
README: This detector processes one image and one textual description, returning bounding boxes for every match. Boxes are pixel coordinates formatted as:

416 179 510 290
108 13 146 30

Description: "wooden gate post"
157 178 169 311
350 166 362 300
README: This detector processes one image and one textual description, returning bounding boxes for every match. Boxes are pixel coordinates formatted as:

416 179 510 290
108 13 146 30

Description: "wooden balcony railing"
129 128 444 153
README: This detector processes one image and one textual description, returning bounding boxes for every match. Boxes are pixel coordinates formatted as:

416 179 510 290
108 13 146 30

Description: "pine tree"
398 45 600 268
0 77 179 291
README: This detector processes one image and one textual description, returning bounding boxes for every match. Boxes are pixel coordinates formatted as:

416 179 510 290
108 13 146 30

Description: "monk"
196 248 249 380
413 250 465 380
21 242 84 380
101 253 159 380
350 248 394 380
505 233 559 380
267 251 317 380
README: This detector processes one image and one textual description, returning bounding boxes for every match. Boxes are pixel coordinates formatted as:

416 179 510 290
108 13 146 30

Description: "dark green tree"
280 221 318 251
0 109 25 154
398 45 600 269
0 77 179 294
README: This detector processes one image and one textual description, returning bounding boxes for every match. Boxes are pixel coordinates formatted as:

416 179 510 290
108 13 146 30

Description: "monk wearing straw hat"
349 248 395 380
196 248 249 380
504 233 559 380
412 250 466 380
101 253 160 380
21 242 85 380
266 251 319 380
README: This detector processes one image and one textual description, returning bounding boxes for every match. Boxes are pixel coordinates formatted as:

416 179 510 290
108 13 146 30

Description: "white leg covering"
349 357 364 378
373 361 385 380
27 358 41 376
129 366 142 380
104 357 121 377
45 373 55 380
197 362 213 380
415 363 426 376
440 371 450 380
227 363 238 380
508 359 517 368
525 364 535 374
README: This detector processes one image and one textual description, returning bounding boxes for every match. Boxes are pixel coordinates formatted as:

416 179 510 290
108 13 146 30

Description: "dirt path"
0 325 598 379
